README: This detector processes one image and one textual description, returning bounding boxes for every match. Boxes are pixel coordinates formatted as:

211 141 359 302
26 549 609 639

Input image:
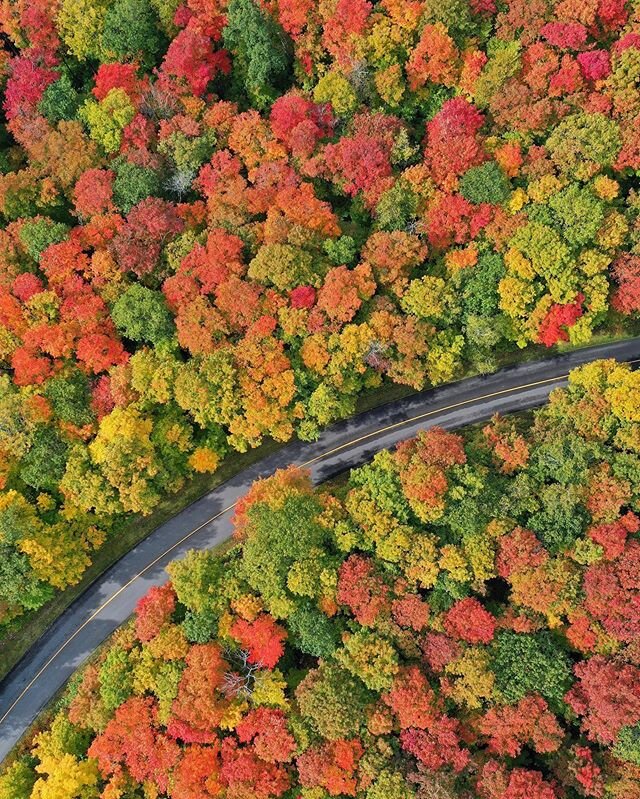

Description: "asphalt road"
1 338 639 765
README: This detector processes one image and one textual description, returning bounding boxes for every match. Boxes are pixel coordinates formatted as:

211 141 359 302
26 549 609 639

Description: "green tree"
166 549 228 617
223 0 293 109
491 630 573 711
19 219 69 261
0 759 37 799
614 723 640 766
529 484 588 554
20 427 68 492
323 235 358 266
375 181 419 231
80 89 136 154
112 158 162 212
248 243 316 290
99 644 134 712
459 161 510 205
336 629 399 691
44 369 94 427
547 184 604 247
240 491 335 618
0 549 54 611
295 662 373 740
112 285 175 345
462 252 505 318
102 0 164 66
38 74 81 124
288 603 340 658
367 770 416 799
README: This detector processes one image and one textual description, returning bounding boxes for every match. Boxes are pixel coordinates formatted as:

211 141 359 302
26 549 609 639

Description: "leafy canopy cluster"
1 0 640 621
3 359 640 799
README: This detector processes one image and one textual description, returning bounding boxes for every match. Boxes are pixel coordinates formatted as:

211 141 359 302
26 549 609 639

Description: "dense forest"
1 358 639 798
1 0 640 622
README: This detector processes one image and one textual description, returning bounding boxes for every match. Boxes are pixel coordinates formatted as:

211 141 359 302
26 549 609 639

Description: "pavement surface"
1 337 639 764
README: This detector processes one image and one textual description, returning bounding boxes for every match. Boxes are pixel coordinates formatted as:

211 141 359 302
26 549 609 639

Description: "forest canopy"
2 359 640 799
1 0 640 620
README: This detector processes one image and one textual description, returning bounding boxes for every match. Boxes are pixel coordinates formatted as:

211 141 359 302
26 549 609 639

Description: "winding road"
1 338 639 764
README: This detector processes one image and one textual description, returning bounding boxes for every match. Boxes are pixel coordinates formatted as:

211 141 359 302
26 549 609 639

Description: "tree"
57 0 110 60
297 739 363 797
336 629 399 691
135 582 176 642
160 24 229 98
0 759 36 799
230 613 288 669
30 753 99 799
336 554 390 626
583 539 640 643
248 243 315 290
20 426 68 492
224 0 293 109
477 695 563 756
19 218 69 262
476 763 559 799
459 161 511 205
110 197 184 278
613 253 640 315
566 657 640 745
317 264 376 324
89 696 180 793
101 0 164 66
171 744 223 799
98 643 134 714
406 22 459 91
111 285 175 345
239 477 333 617
288 602 340 657
86 406 168 514
219 737 290 799
443 597 496 644
491 631 573 711
235 708 296 763
112 158 162 212
73 169 115 217
424 98 486 190
394 427 467 523
168 643 229 742
296 662 373 740
80 88 136 153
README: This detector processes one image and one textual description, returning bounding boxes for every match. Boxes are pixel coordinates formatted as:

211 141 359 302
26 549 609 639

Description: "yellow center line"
1 361 635 728
299 372 566 468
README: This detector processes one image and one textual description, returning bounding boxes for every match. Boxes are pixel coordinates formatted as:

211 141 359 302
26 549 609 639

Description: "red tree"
565 656 640 744
296 739 363 797
89 696 180 794
235 708 296 763
171 744 223 799
230 613 288 669
220 738 290 799
135 582 176 643
478 695 563 756
443 597 497 644
168 643 229 741
336 555 390 626
612 254 640 315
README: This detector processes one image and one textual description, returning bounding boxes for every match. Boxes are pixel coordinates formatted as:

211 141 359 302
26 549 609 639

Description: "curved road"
1 338 639 763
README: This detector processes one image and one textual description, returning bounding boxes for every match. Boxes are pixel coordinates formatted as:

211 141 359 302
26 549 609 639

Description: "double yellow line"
0 369 587 730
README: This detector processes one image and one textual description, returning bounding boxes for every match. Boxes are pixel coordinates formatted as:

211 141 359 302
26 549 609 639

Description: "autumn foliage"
1 0 640 627
5 360 640 799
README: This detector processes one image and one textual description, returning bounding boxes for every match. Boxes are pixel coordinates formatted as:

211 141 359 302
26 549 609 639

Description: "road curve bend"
1 338 639 764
